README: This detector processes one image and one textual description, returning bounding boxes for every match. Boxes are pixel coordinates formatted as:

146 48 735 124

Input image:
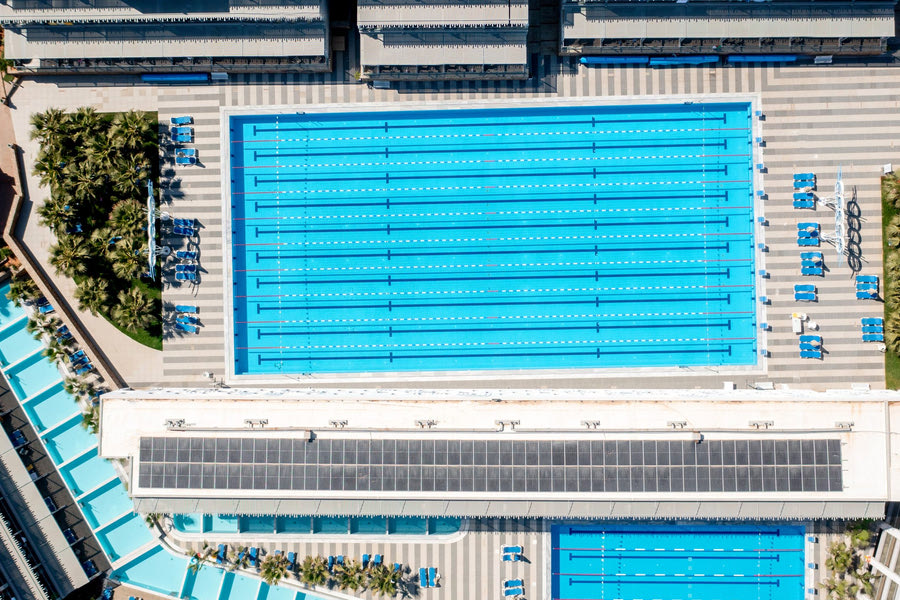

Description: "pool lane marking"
235 205 754 221
232 178 753 196
238 257 751 273
233 152 752 170
237 283 753 299
234 230 753 247
231 126 749 144
236 336 757 351
235 310 756 325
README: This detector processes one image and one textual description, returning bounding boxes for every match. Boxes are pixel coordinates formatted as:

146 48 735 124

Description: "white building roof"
0 3 325 24
358 2 528 28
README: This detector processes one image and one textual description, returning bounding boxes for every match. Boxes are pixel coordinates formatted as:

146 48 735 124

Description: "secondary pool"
551 522 804 600
23 382 79 432
229 102 757 376
95 513 155 562
79 479 135 529
173 513 461 536
41 414 97 464
0 316 42 364
4 347 63 398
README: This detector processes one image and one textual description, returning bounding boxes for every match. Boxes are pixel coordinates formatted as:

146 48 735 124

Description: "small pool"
4 349 63 399
0 316 41 364
181 562 225 600
174 513 461 536
0 284 22 329
23 382 78 432
259 584 301 600
112 545 191 598
79 479 135 529
42 414 97 464
60 449 118 496
95 513 154 562
551 522 804 600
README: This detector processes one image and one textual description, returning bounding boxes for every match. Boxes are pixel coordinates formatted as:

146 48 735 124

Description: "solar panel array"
138 437 843 493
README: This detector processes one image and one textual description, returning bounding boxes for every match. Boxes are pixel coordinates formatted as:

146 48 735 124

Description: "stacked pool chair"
794 284 817 302
856 275 879 299
800 335 823 359
800 252 823 276
862 318 884 342
797 223 819 246
793 173 816 208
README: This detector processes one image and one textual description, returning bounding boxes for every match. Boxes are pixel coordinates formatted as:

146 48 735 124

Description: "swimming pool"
551 522 804 600
228 101 757 376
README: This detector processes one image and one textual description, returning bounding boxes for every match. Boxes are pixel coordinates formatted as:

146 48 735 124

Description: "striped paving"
152 54 900 390
175 518 545 600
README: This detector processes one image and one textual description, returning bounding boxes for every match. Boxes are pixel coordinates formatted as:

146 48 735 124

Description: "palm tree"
825 541 853 573
87 133 117 173
75 278 109 316
298 556 330 587
110 110 154 152
109 199 146 239
111 239 146 281
32 149 69 190
300 556 330 586
30 108 68 145
112 288 152 333
334 559 367 592
81 405 99 434
49 236 90 277
42 339 67 364
883 175 900 208
368 563 402 597
64 376 96 399
7 278 38 307
111 154 151 197
848 521 872 549
260 553 289 587
70 107 103 144
227 545 250 571
64 161 101 202
887 318 900 354
37 197 73 235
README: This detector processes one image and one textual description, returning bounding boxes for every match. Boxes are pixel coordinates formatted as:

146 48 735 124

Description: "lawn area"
882 175 900 389
31 107 162 349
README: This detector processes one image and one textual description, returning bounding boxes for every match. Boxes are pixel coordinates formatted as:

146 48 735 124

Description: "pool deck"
4 56 898 390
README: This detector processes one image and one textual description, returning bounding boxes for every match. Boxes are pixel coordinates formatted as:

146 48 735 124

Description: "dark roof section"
137 437 843 494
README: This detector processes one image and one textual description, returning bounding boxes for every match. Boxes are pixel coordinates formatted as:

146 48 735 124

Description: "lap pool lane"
552 523 805 600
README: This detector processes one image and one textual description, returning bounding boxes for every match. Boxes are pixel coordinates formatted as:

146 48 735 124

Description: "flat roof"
359 30 527 66
358 2 528 28
0 4 325 24
100 388 894 513
563 3 895 40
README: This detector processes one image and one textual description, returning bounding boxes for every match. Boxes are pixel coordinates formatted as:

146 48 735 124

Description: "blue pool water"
79 479 135 529
0 317 42 363
551 523 804 600
230 102 757 375
42 414 97 464
0 281 322 600
23 382 79 432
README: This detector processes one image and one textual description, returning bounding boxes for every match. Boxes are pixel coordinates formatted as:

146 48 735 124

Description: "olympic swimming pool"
228 101 758 376
552 523 804 600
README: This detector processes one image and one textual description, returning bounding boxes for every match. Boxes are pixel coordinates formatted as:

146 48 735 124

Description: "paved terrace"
5 54 900 389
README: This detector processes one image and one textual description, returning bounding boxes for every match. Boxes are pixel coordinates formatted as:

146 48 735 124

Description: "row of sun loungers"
862 317 884 342
361 554 384 568
175 305 200 334
501 545 523 562
794 284 817 302
176 148 198 165
793 173 816 208
68 349 94 375
419 567 440 588
856 275 879 299
504 579 525 598
801 251 823 276
797 222 819 246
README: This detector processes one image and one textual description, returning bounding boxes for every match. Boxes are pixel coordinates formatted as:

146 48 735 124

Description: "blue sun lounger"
801 349 823 359
249 547 258 567
419 568 428 586
857 275 879 285
69 350 86 362
428 567 437 587
177 316 199 325
172 226 195 237
171 126 192 135
175 305 198 314
174 218 196 228
801 266 823 276
504 579 524 589
793 199 815 209
75 364 93 376
173 133 192 143
216 545 226 565
176 264 197 272
38 303 55 314
170 116 192 125
287 552 295 570
176 250 198 260
795 292 816 301
795 284 816 293
863 325 884 333
504 587 523 597
176 322 198 334
801 252 822 263
793 192 814 200
864 333 885 342
798 237 819 247
328 556 334 571
794 173 816 181
857 290 877 299
862 318 884 326
336 556 344 566
176 272 196 282
178 148 197 157
373 554 382 566
362 554 369 568
175 155 196 165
